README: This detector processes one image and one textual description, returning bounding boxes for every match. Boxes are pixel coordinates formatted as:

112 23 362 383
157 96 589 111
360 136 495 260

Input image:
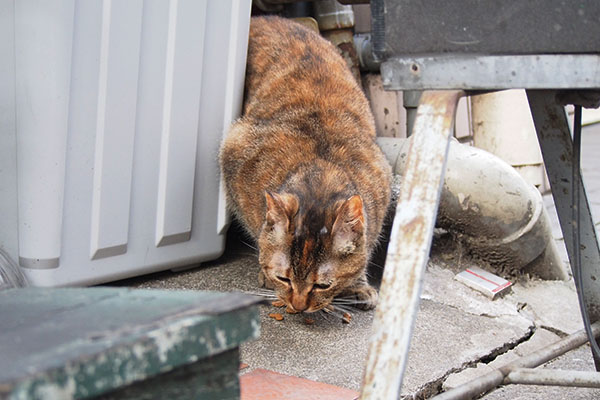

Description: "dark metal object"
570 104 600 362
374 0 600 91
402 90 422 136
369 0 385 62
0 288 260 399
527 90 600 369
556 90 600 108
353 34 380 72
282 2 313 18
373 0 600 56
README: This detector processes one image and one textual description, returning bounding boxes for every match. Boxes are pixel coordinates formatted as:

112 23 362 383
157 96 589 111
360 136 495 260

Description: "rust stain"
400 215 426 238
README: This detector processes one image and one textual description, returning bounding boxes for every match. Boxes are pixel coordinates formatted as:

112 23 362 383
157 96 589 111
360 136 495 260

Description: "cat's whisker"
240 240 258 252
257 292 278 298
368 261 385 269
331 299 370 305
236 251 259 258
318 309 338 323
253 287 275 293
240 289 277 299
332 295 368 301
333 304 354 315
331 302 371 309
364 270 376 280
321 305 345 320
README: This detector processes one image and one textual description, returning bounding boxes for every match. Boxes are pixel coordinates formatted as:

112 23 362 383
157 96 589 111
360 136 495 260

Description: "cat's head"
257 191 367 312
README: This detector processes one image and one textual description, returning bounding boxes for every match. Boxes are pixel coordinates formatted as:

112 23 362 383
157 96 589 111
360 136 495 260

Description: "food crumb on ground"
269 312 284 321
342 312 352 324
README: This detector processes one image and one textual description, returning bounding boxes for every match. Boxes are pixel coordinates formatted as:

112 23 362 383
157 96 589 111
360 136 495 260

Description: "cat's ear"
332 195 365 254
264 191 298 233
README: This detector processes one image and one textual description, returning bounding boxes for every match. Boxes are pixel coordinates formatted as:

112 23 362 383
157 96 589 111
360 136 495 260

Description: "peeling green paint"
0 288 260 399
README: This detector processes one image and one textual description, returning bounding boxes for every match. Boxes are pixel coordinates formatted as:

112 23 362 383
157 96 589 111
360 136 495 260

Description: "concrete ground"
116 122 600 399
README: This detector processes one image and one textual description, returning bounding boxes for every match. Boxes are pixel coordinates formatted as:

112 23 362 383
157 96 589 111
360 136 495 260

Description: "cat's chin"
281 302 326 314
305 304 331 314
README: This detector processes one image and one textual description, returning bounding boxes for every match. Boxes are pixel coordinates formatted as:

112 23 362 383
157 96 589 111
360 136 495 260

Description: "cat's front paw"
340 284 378 310
258 269 275 289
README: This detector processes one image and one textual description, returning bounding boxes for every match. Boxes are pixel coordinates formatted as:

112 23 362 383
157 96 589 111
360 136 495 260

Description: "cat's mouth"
290 303 327 314
277 298 321 314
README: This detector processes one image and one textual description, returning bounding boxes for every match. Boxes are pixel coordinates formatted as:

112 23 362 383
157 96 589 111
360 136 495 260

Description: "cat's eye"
313 283 331 290
276 276 291 285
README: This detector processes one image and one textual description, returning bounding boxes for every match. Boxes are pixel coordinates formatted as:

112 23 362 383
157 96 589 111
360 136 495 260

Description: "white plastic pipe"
377 136 566 279
472 90 547 190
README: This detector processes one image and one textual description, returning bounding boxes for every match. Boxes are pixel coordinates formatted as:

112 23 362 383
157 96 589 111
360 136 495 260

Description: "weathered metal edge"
7 306 260 400
381 54 600 91
2 288 261 400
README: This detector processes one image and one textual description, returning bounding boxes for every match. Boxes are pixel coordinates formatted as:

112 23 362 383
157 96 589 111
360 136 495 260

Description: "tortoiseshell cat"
220 16 391 313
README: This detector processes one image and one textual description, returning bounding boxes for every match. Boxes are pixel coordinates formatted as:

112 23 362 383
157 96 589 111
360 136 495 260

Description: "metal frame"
360 88 600 399
527 89 600 369
381 55 600 91
526 92 600 320
363 1 600 396
360 90 464 400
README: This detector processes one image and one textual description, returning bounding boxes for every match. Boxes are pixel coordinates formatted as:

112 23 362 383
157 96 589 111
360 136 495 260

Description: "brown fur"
220 16 391 312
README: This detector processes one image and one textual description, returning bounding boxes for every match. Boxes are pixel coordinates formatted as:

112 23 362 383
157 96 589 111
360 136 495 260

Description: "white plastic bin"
0 0 251 286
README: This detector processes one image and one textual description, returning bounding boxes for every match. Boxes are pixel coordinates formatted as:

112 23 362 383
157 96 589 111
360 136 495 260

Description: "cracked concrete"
115 124 600 398
400 297 533 398
443 328 561 391
117 232 596 398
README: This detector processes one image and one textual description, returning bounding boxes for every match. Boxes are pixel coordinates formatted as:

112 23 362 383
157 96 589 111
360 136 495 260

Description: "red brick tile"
240 369 359 400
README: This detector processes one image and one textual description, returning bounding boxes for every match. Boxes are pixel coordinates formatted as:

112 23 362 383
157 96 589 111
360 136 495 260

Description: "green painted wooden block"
0 288 260 399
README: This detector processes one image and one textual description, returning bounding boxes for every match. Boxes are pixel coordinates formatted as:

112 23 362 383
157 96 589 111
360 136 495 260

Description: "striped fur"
220 16 391 312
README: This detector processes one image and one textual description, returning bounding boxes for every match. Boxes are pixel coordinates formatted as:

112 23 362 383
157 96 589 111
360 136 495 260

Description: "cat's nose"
291 295 308 312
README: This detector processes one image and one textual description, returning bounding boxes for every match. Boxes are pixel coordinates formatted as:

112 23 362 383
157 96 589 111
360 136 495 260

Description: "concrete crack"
539 324 569 338
404 325 537 399
479 324 536 364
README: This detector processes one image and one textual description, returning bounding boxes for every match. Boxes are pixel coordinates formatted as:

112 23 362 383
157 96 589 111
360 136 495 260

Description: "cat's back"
244 16 348 93
220 16 391 240
243 16 373 129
